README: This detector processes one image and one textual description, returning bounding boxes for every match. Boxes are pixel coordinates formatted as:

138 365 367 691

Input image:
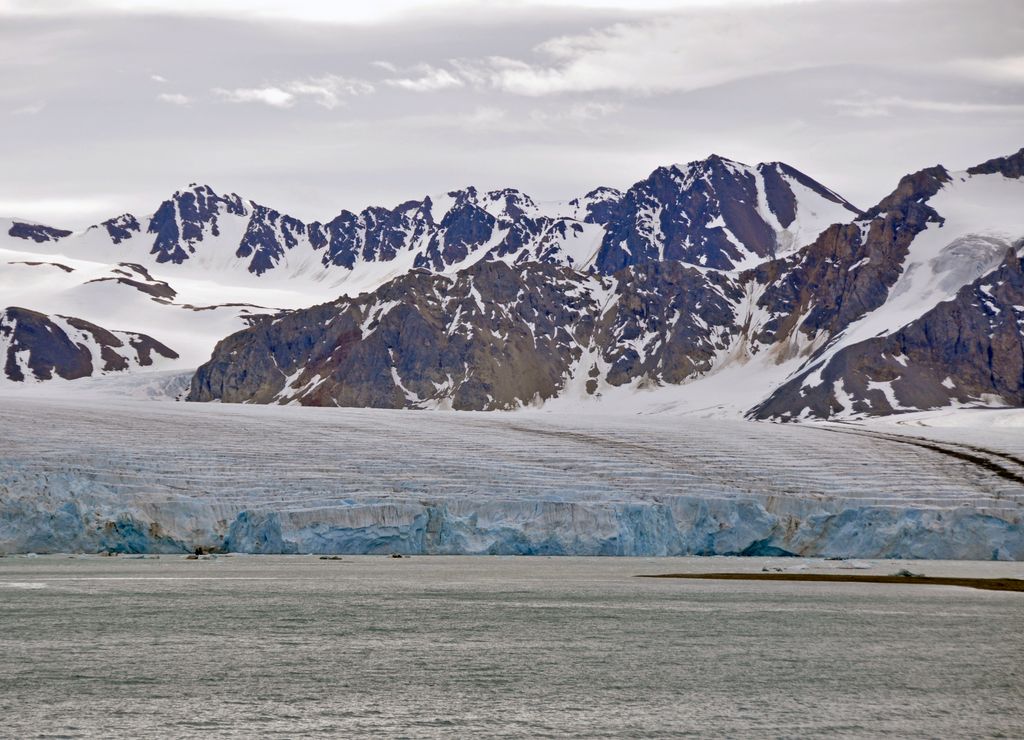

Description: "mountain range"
2 148 1022 420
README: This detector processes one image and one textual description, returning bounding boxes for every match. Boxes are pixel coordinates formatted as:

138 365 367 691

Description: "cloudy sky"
1 0 1022 226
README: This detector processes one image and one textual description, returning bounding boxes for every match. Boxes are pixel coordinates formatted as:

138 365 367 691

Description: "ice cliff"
1 397 1021 559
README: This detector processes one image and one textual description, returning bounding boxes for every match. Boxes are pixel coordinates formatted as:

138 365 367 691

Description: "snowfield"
1 389 1021 558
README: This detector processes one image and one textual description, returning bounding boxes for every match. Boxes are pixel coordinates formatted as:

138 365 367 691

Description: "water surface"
1 555 1021 738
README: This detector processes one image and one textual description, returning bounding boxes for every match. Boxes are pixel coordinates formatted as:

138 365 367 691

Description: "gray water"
1 556 1022 738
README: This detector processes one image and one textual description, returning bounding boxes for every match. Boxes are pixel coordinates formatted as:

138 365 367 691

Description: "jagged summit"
4 156 863 278
3 146 1024 422
966 146 1024 178
593 154 861 273
183 146 1024 420
5 221 72 243
671 153 743 169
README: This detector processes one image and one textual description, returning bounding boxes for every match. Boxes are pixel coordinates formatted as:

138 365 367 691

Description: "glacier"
1 393 1021 559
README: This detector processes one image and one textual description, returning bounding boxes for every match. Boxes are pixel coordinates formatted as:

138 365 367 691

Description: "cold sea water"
0 555 1021 738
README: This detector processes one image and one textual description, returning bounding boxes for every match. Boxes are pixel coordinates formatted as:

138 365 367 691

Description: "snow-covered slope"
4 156 857 287
1 306 178 383
1 154 860 386
748 153 1024 419
0 247 269 375
4 149 1022 423
188 148 1024 418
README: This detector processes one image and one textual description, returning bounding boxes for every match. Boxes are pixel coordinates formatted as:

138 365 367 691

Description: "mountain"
187 259 744 408
592 156 859 272
1 306 177 382
4 149 1022 421
4 150 1024 561
0 154 860 387
189 148 1024 418
4 155 858 282
0 253 270 381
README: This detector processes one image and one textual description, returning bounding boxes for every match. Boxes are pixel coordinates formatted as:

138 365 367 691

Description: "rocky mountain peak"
6 221 72 243
567 187 624 225
147 183 248 264
593 154 860 273
98 213 142 244
966 147 1024 178
482 188 538 220
864 165 951 220
2 155 865 284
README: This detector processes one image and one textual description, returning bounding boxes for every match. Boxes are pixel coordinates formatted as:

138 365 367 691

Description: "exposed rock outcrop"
594 156 860 273
188 258 746 409
752 246 1024 418
7 222 72 243
748 165 951 355
1 307 178 382
188 148 1024 419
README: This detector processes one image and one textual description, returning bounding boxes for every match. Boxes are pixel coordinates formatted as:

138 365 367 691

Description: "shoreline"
638 572 1024 592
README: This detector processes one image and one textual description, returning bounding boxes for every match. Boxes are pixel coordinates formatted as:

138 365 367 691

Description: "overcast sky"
1 0 1022 226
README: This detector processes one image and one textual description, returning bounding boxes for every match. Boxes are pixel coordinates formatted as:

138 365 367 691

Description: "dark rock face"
148 184 245 264
6 261 74 273
101 214 141 244
593 157 861 274
7 222 72 243
966 147 1024 179
2 308 92 381
83 263 177 301
752 247 1024 419
236 205 311 275
1 307 178 382
189 258 745 409
190 260 601 408
187 148 1024 418
759 164 798 228
748 165 952 353
436 189 498 264
315 199 433 269
594 262 743 386
568 187 624 225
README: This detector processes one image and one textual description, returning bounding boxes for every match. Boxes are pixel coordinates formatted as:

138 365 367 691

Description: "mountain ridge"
3 148 1022 422
4 154 860 280
188 148 1024 419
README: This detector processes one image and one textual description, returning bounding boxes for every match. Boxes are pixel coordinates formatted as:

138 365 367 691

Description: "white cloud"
529 100 623 124
388 6 1024 98
150 73 167 83
0 195 122 223
832 95 1024 118
429 19 805 96
950 55 1024 84
384 64 464 92
0 0 831 24
389 98 622 134
288 75 374 108
215 86 296 108
11 102 45 115
156 92 190 105
214 75 374 108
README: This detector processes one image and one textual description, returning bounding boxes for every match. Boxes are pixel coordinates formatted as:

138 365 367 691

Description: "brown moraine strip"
637 573 1024 592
